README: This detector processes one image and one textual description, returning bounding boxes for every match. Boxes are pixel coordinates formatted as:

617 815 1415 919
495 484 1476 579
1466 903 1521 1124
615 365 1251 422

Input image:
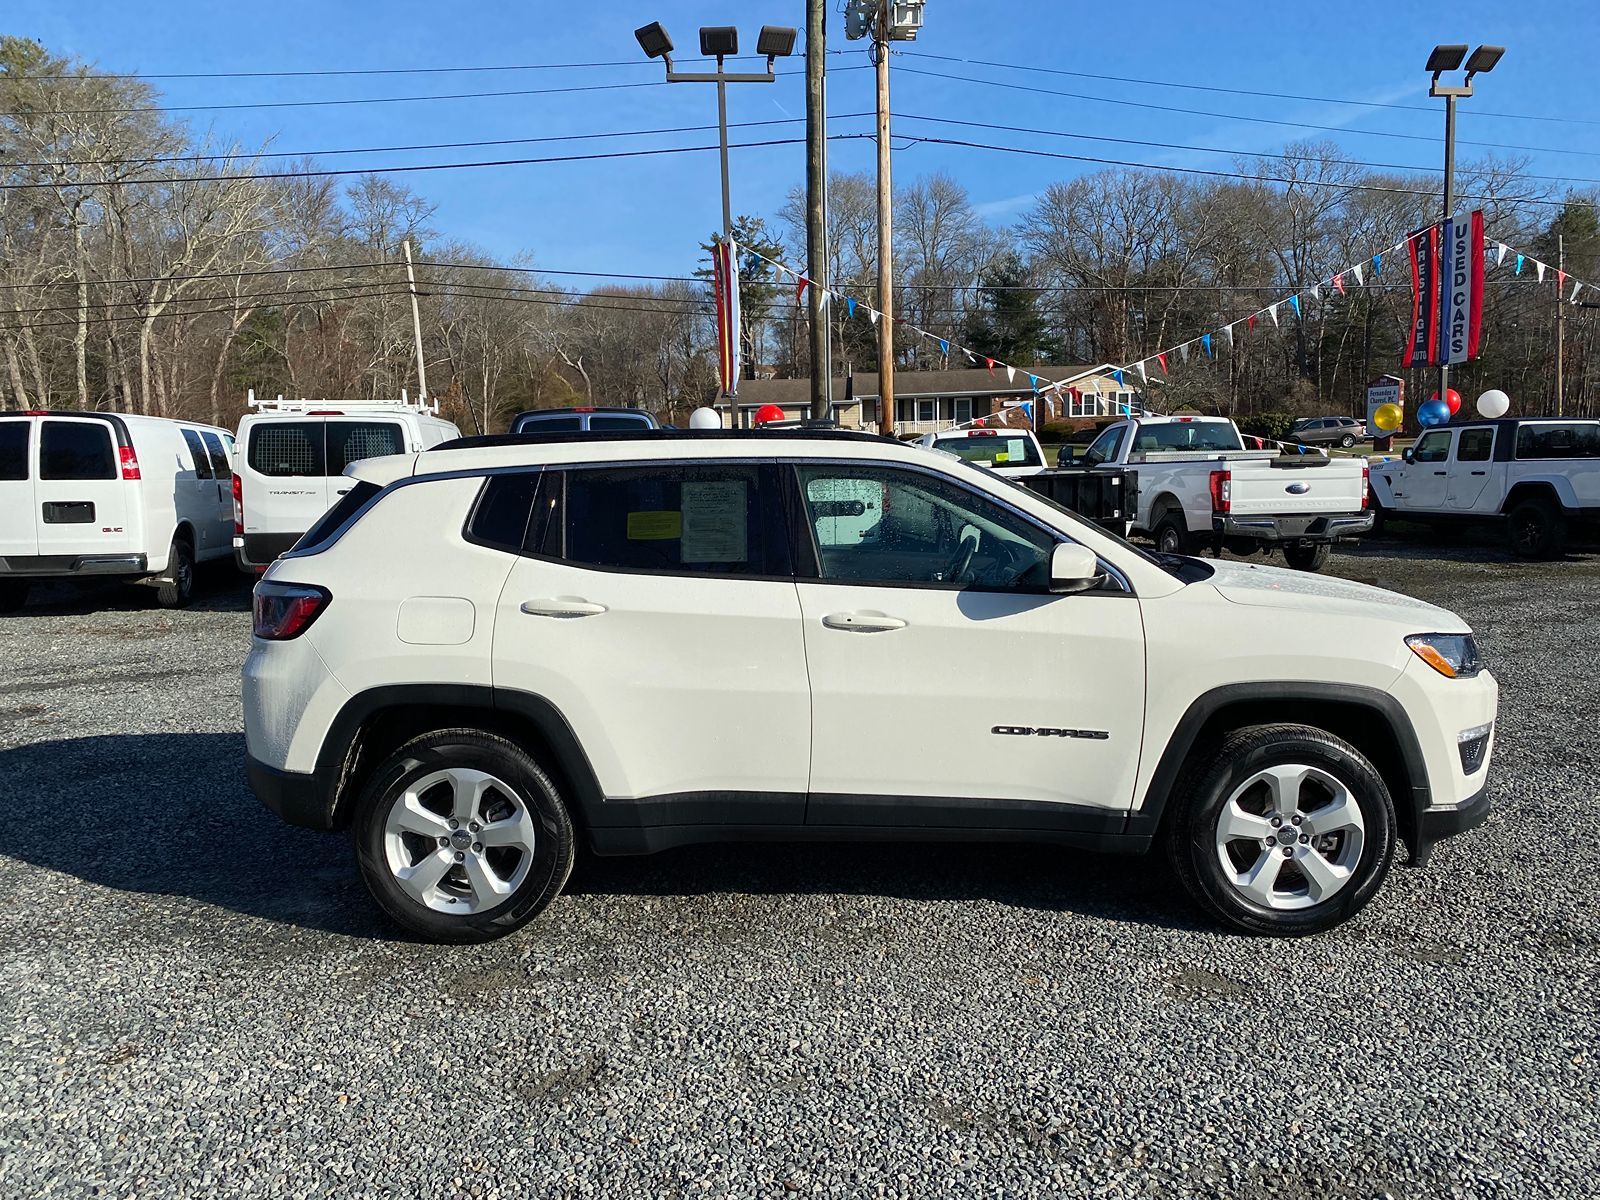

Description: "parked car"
0 410 236 611
510 406 659 434
1291 416 1367 448
245 426 1497 943
914 427 1047 477
233 393 459 573
1079 415 1372 570
1369 417 1600 558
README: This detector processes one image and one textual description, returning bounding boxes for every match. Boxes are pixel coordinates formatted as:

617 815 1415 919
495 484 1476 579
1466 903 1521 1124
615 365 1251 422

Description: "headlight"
1406 633 1483 679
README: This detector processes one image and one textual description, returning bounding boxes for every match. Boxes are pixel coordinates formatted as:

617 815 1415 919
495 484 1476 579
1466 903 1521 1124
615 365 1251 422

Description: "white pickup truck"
1369 417 1600 558
1076 415 1373 571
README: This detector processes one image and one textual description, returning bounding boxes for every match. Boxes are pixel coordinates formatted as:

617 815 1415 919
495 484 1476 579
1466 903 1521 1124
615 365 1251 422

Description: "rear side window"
181 429 214 479
555 463 784 577
248 422 325 477
40 421 116 481
467 473 542 553
1457 428 1495 462
295 480 382 552
588 414 651 431
200 430 231 476
1515 423 1600 459
0 421 28 481
328 421 405 472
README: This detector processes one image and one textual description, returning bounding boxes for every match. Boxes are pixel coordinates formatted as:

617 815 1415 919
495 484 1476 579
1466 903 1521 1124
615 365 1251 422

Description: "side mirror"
1401 447 1415 463
1049 542 1104 595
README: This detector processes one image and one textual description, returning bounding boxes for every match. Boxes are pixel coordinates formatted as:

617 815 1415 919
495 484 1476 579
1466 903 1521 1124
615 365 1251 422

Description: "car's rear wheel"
0 581 29 614
1282 542 1331 571
353 729 575 943
1507 499 1567 560
1339 434 1357 448
155 537 194 608
1167 724 1395 936
1152 509 1198 556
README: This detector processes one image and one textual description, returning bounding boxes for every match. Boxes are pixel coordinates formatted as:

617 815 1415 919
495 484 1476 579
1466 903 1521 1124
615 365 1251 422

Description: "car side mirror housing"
1401 447 1415 463
1049 542 1104 595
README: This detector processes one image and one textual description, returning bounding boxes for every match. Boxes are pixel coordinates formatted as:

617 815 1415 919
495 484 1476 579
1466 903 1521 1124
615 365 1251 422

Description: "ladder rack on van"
245 387 440 415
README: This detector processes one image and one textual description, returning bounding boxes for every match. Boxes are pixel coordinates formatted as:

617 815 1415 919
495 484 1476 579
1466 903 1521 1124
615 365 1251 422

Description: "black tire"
1339 434 1356 448
1166 723 1396 936
1152 509 1197 556
1368 500 1387 537
1506 498 1568 560
1283 542 1331 572
155 537 194 608
353 728 575 943
0 581 29 614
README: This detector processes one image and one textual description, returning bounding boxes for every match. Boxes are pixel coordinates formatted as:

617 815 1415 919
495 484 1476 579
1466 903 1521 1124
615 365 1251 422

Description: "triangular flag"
1311 284 1321 301
1515 254 1524 275
846 296 856 318
938 338 949 356
1371 253 1382 276
1201 333 1213 357
1558 270 1567 290
1536 261 1546 282
1496 242 1508 267
817 290 828 312
1179 343 1189 363
1005 365 1015 383
1113 369 1125 386
867 307 879 326
1135 361 1148 383
795 275 808 302
984 357 995 375
1573 281 1584 302
1157 352 1168 373
1247 314 1257 332
965 350 976 363
1223 324 1235 348
1352 262 1365 286
1268 303 1279 327
1028 373 1040 392
1288 294 1302 318
1333 273 1346 295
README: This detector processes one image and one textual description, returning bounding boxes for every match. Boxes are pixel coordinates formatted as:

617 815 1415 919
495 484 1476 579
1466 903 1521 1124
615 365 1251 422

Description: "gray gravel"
1 541 1597 1199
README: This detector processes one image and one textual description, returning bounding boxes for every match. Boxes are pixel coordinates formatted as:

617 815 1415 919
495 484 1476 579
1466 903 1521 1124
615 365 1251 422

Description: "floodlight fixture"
699 26 738 58
634 22 673 60
756 25 798 59
1465 44 1505 76
1426 44 1468 74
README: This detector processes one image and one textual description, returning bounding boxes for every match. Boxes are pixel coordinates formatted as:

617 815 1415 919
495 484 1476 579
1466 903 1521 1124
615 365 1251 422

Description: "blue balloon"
1418 399 1451 427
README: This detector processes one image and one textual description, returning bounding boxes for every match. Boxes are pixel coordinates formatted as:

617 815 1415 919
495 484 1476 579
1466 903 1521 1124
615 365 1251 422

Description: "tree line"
4 35 1597 434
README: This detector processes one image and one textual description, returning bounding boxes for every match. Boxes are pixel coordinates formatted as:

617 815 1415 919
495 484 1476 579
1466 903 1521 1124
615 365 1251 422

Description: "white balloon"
688 406 722 430
1476 389 1510 419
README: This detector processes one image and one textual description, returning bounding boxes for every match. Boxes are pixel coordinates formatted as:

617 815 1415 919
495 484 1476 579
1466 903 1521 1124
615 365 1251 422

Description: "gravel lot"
1 539 1597 1199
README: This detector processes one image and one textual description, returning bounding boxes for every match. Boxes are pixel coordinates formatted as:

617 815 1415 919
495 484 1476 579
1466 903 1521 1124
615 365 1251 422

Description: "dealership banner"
1437 210 1485 366
711 238 741 396
1403 225 1440 368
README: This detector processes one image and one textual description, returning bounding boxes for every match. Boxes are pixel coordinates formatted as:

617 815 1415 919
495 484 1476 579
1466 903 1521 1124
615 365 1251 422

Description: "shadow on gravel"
0 732 389 938
1355 528 1599 566
0 564 251 618
0 733 1201 936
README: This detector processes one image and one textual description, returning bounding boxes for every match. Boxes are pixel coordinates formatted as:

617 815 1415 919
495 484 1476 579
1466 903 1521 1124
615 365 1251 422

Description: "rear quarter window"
294 480 383 552
40 421 116 481
0 421 28 480
1515 423 1600 459
248 422 325 477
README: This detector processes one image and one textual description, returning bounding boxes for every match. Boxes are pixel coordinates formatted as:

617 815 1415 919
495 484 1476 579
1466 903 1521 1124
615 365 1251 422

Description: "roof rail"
245 386 440 415
429 428 899 453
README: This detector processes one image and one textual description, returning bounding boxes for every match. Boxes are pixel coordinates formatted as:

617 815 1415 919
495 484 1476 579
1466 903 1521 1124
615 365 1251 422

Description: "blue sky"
10 1 1599 283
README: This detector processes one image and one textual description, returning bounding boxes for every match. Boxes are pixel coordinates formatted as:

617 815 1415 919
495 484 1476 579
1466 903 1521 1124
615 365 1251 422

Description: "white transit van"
0 410 236 611
233 392 460 573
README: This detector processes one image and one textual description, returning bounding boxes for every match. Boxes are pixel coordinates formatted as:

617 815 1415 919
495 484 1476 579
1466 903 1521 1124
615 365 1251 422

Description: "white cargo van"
0 410 236 611
233 392 459 573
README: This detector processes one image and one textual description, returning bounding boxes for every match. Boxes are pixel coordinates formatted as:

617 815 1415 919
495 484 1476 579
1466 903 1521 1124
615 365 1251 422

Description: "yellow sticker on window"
994 451 1010 462
627 510 682 540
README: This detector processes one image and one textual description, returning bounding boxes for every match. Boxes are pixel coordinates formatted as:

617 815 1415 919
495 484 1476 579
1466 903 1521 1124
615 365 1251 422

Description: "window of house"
916 399 936 424
954 397 972 423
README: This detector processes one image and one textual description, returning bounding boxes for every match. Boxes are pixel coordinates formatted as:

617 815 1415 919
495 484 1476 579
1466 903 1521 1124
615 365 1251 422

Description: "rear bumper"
1212 511 1374 543
247 755 336 831
0 553 149 578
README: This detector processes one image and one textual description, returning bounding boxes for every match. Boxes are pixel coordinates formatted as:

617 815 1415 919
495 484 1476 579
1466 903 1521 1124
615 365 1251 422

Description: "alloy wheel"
1213 763 1365 910
382 767 537 914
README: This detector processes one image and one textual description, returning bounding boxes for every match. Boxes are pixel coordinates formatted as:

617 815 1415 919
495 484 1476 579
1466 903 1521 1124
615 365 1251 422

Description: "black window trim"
180 427 214 479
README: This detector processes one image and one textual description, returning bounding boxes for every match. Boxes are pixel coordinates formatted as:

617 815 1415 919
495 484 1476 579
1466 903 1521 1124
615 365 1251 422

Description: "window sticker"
681 480 748 562
626 510 683 540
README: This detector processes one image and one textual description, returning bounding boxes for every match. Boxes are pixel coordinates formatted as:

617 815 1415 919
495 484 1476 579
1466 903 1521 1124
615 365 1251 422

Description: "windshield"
933 434 1043 468
1129 422 1242 453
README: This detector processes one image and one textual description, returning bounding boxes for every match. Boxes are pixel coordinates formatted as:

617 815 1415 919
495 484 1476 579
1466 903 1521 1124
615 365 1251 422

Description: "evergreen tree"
963 253 1049 366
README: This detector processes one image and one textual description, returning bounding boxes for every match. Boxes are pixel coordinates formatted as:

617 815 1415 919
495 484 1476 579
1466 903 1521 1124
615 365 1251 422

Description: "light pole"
636 22 797 428
1427 43 1503 416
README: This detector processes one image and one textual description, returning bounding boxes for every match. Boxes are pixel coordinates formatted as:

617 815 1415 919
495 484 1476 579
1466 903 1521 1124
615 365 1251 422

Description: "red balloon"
753 403 786 425
1431 388 1463 416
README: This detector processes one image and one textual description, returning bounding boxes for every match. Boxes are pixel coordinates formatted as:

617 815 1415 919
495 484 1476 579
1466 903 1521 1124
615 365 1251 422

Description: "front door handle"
822 611 907 633
1470 470 1486 476
520 598 607 618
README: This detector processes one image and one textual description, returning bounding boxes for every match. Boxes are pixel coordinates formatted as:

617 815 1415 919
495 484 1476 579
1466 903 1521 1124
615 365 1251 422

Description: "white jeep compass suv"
243 428 1497 942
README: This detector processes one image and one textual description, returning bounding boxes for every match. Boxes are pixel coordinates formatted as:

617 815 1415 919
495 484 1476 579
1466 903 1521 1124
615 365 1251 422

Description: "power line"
897 50 1600 130
892 64 1600 161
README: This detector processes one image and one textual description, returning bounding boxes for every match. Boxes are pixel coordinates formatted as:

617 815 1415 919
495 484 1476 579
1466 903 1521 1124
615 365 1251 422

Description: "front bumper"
247 754 336 831
1412 782 1491 866
1212 511 1374 543
0 553 149 578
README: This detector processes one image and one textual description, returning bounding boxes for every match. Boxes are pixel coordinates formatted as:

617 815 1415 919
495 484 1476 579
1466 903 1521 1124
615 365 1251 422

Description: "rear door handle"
1470 470 1486 476
1432 470 1447 475
822 611 907 633
520 598 607 618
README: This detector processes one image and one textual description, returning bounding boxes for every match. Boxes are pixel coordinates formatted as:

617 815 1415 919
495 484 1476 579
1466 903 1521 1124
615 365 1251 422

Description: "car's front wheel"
1167 723 1395 936
353 729 575 942
1339 434 1356 448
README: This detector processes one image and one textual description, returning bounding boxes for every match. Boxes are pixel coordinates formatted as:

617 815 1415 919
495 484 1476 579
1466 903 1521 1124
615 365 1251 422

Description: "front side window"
1456 428 1495 462
0 420 29 481
181 429 214 479
40 421 115 481
1081 425 1125 467
1413 430 1453 463
200 430 231 476
795 463 1056 590
1515 422 1600 459
555 463 781 577
248 422 325 477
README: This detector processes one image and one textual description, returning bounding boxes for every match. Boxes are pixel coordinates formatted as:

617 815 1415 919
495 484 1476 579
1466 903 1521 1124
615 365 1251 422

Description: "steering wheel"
943 531 979 583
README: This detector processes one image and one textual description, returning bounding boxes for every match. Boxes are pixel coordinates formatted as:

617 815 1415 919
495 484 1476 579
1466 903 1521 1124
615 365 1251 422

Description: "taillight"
232 473 244 535
1360 464 1370 510
1209 468 1231 513
252 581 330 640
119 445 141 480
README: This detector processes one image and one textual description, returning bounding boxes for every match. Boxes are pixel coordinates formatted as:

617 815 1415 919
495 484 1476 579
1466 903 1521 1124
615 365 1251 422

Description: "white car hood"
1205 558 1467 629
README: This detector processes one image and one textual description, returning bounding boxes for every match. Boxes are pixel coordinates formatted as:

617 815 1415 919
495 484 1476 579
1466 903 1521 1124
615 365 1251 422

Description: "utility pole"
1557 233 1566 417
873 0 895 436
805 0 830 420
402 238 428 404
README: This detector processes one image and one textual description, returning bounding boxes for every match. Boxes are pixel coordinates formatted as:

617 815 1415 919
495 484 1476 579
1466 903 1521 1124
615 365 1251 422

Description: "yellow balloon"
1373 403 1403 433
